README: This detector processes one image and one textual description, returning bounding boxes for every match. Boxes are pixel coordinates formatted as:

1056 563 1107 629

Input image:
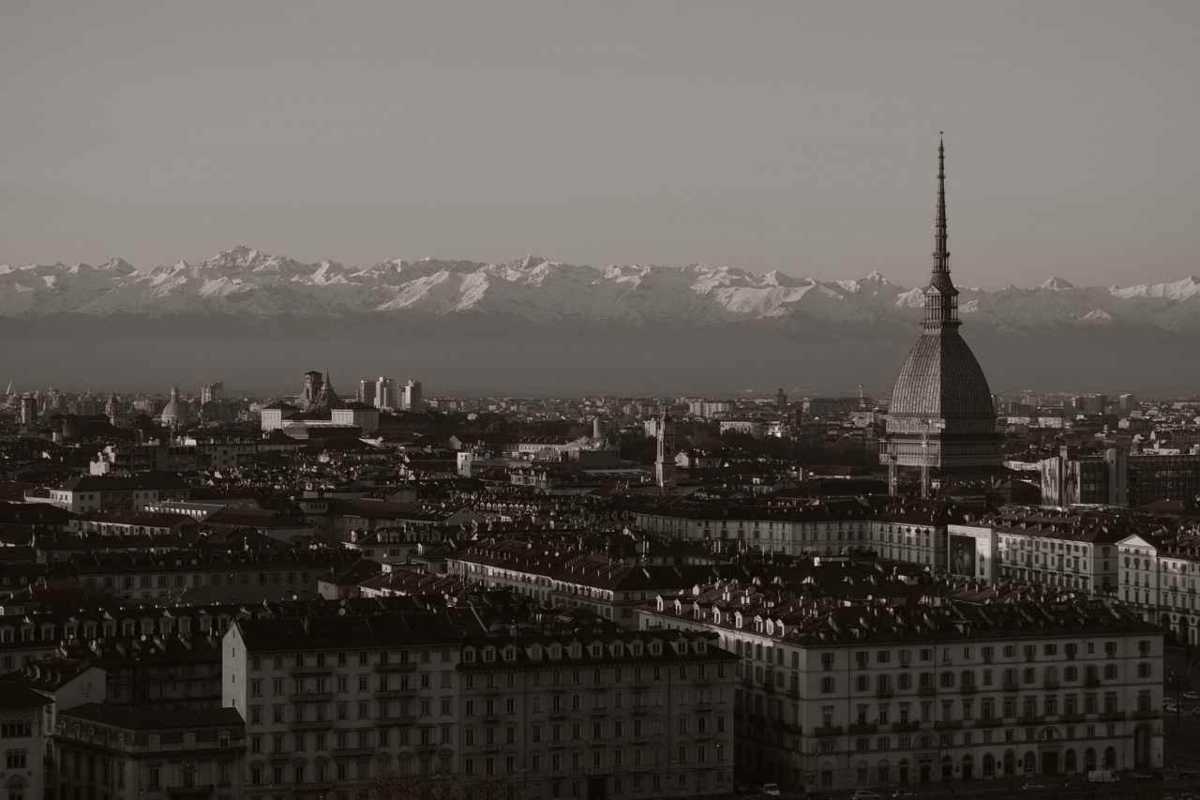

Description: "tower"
655 408 675 488
880 136 1001 496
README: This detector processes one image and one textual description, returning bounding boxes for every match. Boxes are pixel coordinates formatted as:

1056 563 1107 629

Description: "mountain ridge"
3 245 1200 331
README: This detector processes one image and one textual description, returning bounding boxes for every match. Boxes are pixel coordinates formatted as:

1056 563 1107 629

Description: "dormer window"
589 642 603 658
611 642 624 658
648 640 662 656
528 645 542 661
548 644 562 660
503 646 516 662
463 647 476 663
482 647 496 663
630 641 643 657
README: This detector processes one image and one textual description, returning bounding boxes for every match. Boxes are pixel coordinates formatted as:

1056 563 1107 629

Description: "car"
851 791 882 800
890 791 918 800
1087 769 1118 783
761 783 781 797
1183 691 1200 700
1020 781 1047 790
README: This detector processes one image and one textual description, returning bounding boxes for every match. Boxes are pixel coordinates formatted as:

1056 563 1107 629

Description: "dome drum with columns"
881 138 1002 487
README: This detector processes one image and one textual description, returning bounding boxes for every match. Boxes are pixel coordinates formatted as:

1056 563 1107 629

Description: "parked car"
1087 769 1118 783
761 783 781 797
851 791 882 800
1020 780 1047 790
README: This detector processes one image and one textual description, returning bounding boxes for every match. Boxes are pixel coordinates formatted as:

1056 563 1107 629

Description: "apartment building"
947 508 1126 594
223 605 736 800
1118 530 1200 645
55 705 245 800
448 542 725 626
631 502 948 568
639 588 1162 794
0 679 52 800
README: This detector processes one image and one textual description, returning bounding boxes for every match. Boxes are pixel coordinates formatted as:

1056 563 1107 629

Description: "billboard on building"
948 534 977 577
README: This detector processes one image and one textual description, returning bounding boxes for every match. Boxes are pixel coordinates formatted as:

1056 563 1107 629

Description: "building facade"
640 594 1162 793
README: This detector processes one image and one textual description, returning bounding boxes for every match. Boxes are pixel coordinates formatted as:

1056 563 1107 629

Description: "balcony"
289 666 333 678
375 661 419 673
959 684 978 694
875 688 895 699
290 692 335 702
291 719 334 731
891 721 919 733
1131 710 1160 720
933 721 962 731
1100 711 1126 722
917 686 936 697
975 719 1002 728
813 725 843 737
848 723 878 735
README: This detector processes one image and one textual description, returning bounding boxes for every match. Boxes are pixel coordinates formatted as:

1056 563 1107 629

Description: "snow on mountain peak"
1040 276 1075 291
1110 275 1200 301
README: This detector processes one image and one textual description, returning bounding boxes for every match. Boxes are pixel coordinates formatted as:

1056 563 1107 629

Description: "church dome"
159 386 187 427
888 330 994 421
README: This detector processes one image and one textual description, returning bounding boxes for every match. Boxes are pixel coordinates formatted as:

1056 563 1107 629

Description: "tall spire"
934 132 949 275
923 133 959 331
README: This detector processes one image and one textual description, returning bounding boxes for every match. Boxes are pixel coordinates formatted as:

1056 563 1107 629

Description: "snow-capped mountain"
4 245 1200 331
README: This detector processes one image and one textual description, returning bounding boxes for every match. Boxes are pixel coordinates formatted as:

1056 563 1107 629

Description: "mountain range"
4 245 1200 330
2 246 1198 395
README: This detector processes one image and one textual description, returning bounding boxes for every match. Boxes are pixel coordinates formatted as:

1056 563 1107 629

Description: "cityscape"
5 3 1200 800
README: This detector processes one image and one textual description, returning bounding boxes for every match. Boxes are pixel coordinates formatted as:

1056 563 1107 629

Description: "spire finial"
934 133 949 275
923 133 960 331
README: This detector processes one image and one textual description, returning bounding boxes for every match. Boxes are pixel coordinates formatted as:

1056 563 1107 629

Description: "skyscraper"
374 377 395 410
200 381 224 404
401 379 423 411
880 137 1000 496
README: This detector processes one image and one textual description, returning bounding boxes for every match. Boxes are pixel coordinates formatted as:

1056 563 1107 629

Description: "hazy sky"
2 0 1198 288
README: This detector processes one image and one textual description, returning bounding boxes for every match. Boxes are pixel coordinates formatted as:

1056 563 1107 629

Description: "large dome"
888 329 994 421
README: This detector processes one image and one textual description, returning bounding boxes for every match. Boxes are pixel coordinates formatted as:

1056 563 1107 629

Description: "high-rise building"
357 377 372 404
401 379 423 411
655 408 675 488
881 137 1000 496
19 395 38 426
200 381 224 404
374 376 395 410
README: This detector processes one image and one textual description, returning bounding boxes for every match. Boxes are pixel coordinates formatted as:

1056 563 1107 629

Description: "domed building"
880 138 1001 495
159 386 190 429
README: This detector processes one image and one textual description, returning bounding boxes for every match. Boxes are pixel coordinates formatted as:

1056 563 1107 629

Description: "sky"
1 0 1198 288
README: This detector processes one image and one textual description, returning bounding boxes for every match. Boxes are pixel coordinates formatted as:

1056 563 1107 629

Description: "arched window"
1084 748 1097 771
982 754 995 777
1023 752 1036 773
1103 747 1117 769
